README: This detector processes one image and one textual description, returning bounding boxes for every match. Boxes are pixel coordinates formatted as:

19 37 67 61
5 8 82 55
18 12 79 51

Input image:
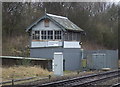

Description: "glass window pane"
55 31 62 40
48 31 53 40
32 31 40 40
41 31 46 40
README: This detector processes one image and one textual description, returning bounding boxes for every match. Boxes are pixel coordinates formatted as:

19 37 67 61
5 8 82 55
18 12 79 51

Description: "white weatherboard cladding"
64 41 81 48
31 41 47 47
53 52 63 76
32 20 61 30
48 41 61 46
31 41 62 47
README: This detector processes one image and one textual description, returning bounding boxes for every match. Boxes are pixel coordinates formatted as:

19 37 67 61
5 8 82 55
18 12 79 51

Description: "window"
55 31 62 40
72 32 77 41
48 31 53 40
44 19 49 27
32 31 40 40
41 31 47 40
77 33 80 41
68 32 72 41
32 30 62 40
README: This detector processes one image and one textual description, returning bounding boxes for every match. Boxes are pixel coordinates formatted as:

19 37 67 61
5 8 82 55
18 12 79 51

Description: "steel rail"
35 69 119 87
110 83 120 87
0 76 49 85
72 73 119 87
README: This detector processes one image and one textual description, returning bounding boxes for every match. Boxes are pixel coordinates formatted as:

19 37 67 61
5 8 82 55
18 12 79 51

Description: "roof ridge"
46 13 68 19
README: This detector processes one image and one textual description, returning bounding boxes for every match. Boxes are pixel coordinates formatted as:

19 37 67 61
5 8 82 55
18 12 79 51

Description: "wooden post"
48 75 51 80
12 71 15 86
12 79 14 86
77 71 80 74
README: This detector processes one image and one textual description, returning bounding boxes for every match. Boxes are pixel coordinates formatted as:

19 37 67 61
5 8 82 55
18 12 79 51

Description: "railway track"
34 69 119 87
111 83 120 87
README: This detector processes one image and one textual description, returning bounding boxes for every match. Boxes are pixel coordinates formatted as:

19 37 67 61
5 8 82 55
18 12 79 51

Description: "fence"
0 56 52 70
83 50 118 70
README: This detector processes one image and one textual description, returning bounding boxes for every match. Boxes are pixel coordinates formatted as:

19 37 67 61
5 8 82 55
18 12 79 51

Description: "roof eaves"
26 15 47 32
67 28 84 32
66 19 84 32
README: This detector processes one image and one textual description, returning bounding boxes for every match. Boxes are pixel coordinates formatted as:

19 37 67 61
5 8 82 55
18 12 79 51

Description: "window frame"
32 30 62 41
41 30 47 40
32 30 40 40
54 30 62 40
47 30 53 40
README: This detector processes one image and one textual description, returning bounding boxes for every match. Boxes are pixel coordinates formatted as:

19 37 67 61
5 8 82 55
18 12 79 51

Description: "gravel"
94 77 119 86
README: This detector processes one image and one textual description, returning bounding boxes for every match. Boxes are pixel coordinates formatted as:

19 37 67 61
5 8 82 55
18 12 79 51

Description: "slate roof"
26 13 84 32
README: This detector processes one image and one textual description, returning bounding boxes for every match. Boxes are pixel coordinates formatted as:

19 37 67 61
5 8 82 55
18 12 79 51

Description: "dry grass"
2 66 51 81
64 70 102 77
82 40 106 50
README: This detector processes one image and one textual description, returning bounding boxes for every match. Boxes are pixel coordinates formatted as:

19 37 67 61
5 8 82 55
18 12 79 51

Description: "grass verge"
2 66 51 81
